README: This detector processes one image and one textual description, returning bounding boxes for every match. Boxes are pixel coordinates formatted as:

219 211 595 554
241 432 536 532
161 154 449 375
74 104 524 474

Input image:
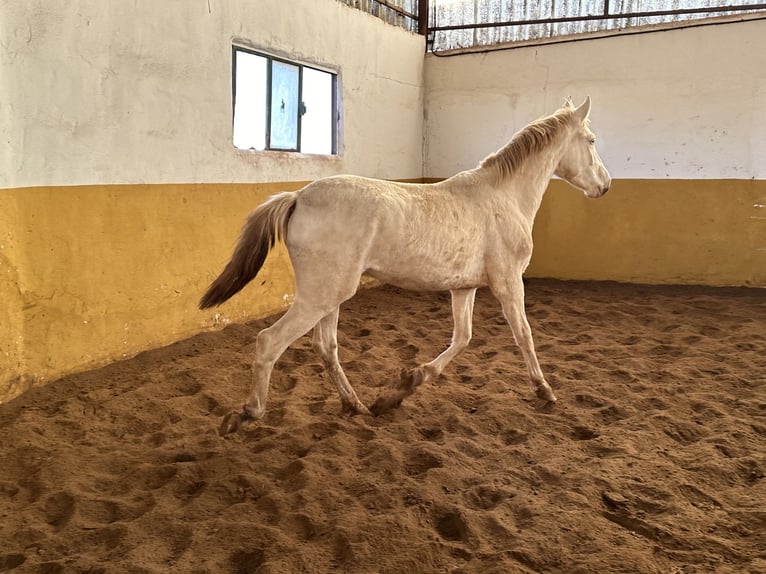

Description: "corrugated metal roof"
429 0 766 51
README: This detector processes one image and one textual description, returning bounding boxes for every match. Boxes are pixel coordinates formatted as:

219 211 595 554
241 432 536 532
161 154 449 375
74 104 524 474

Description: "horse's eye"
589 138 596 145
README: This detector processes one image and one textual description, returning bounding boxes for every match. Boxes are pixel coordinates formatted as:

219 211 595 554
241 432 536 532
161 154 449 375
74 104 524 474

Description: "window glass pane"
233 50 267 151
300 68 333 155
270 61 300 150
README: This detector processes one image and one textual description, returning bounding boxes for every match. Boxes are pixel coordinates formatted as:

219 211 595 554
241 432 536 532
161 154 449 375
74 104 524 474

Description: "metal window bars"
337 0 425 32
337 0 766 51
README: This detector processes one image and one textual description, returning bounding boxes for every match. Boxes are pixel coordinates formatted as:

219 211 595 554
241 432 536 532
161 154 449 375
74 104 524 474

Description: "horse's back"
288 174 492 291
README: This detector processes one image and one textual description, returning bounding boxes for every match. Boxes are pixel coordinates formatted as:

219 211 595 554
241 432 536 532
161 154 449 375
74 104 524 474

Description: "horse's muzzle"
596 177 611 197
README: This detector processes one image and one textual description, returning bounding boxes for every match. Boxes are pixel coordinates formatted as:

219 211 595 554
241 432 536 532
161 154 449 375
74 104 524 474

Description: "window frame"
231 46 339 155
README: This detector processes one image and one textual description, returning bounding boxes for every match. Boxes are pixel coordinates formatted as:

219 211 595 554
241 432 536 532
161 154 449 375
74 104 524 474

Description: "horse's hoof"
355 403 373 417
535 385 558 403
397 367 424 390
219 412 242 436
219 408 254 436
341 402 372 417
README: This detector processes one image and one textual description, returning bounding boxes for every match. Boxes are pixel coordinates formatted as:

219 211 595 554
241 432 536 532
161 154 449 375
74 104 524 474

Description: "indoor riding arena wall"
0 1 425 402
424 18 766 287
3 5 764 403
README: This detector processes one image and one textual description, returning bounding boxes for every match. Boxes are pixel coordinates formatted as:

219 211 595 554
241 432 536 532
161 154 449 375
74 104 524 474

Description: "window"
232 47 338 155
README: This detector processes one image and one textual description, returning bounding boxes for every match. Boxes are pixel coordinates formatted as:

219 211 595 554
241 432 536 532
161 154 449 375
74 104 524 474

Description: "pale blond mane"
478 107 577 181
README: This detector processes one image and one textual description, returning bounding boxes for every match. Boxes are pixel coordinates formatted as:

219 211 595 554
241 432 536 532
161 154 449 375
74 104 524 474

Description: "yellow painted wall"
0 182 306 403
0 191 24 399
527 179 766 287
2 177 763 403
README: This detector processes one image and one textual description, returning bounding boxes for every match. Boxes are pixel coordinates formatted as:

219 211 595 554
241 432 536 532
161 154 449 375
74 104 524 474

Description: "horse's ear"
563 96 574 109
574 96 591 121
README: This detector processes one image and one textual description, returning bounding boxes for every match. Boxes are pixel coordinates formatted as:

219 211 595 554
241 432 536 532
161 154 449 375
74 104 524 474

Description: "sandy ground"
0 280 764 574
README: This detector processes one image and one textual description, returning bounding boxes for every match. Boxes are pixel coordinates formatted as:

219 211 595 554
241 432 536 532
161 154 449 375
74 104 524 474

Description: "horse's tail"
199 191 297 309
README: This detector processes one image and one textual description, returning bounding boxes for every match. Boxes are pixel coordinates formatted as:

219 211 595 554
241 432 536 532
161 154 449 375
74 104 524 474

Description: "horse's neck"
503 141 565 224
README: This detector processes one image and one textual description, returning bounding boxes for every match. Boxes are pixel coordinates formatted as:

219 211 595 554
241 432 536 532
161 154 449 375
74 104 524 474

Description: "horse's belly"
366 258 487 291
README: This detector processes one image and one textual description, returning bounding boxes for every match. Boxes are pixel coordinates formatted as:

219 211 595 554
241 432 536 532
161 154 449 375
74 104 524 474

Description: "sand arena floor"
1 280 764 573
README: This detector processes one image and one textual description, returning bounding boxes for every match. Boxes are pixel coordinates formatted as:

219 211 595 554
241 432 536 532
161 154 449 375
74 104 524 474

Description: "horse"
200 96 611 435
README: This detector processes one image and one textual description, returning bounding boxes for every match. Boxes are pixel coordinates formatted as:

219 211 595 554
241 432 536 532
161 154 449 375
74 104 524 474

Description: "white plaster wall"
424 20 766 179
0 0 425 188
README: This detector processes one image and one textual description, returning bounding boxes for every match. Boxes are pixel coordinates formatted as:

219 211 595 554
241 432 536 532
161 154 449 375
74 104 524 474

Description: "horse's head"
555 96 611 198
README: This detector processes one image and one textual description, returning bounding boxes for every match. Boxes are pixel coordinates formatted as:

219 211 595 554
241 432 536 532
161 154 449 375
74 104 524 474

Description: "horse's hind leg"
370 288 476 415
312 307 371 416
219 299 328 435
220 245 366 435
490 275 557 402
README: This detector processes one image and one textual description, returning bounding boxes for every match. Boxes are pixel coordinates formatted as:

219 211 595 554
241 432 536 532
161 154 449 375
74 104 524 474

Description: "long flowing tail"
199 192 297 309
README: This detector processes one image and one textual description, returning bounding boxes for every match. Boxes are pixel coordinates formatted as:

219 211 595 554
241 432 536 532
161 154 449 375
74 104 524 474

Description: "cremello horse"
201 97 611 435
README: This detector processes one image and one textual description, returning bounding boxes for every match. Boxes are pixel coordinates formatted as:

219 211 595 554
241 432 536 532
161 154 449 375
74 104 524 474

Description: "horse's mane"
478 106 576 181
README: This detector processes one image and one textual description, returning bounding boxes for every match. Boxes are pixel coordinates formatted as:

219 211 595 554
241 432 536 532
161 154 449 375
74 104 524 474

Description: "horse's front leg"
490 276 557 403
416 287 477 383
370 288 476 415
